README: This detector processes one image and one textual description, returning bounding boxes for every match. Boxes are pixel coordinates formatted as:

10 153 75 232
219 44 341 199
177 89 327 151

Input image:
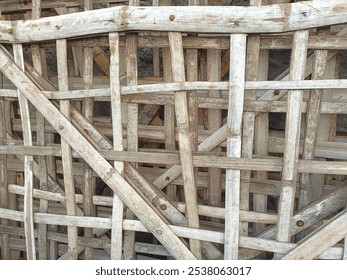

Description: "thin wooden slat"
163 45 177 201
81 0 95 261
241 32 260 236
13 44 36 260
56 39 79 260
109 32 124 260
123 24 138 261
206 49 222 212
224 34 247 260
0 89 10 260
275 30 309 250
169 31 201 259
298 48 328 213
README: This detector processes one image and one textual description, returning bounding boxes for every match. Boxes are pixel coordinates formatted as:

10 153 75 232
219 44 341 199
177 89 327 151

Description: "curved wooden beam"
0 0 346 43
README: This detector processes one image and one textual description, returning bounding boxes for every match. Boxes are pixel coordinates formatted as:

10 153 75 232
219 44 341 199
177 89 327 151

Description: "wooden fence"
0 0 347 260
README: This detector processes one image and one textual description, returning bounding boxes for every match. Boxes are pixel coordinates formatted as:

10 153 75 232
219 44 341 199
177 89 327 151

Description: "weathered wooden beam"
109 32 124 260
13 44 36 260
56 39 79 260
224 34 247 260
0 45 196 260
1 1 347 43
169 31 201 259
276 30 308 250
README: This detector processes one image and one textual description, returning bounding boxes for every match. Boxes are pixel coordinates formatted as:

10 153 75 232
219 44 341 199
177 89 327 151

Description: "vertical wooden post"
225 34 247 260
109 32 124 260
251 0 270 236
31 0 50 260
56 39 78 260
82 0 95 260
207 49 222 211
123 0 140 260
13 44 36 260
276 30 309 248
298 48 328 210
0 66 10 259
169 31 201 259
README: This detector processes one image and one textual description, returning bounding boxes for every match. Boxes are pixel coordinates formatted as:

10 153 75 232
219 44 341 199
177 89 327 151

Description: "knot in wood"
296 220 304 227
58 124 64 130
169 15 175 21
159 204 167 211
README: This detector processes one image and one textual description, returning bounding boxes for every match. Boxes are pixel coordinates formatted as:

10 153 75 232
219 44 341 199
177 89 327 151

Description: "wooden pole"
224 34 247 260
169 32 201 259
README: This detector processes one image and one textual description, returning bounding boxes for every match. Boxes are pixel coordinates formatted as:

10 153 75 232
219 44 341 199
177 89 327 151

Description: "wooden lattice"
0 0 347 260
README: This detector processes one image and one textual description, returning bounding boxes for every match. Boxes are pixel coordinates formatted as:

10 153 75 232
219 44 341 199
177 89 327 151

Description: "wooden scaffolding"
0 0 347 260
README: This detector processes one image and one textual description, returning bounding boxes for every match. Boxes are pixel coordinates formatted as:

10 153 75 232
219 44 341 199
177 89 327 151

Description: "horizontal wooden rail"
0 1 347 43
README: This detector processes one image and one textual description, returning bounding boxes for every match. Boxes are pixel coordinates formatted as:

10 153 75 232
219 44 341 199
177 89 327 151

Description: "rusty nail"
165 176 170 181
169 15 175 21
58 125 64 130
274 90 280 96
296 220 304 227
159 204 167 211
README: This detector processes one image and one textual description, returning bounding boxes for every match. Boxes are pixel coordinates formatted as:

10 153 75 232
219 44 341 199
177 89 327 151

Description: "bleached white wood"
109 32 124 260
169 31 201 259
276 30 309 248
224 34 247 260
56 39 79 260
1 1 347 43
13 44 36 260
299 48 328 214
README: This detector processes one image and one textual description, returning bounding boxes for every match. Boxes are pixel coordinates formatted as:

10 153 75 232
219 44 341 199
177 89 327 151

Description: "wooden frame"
0 0 347 260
